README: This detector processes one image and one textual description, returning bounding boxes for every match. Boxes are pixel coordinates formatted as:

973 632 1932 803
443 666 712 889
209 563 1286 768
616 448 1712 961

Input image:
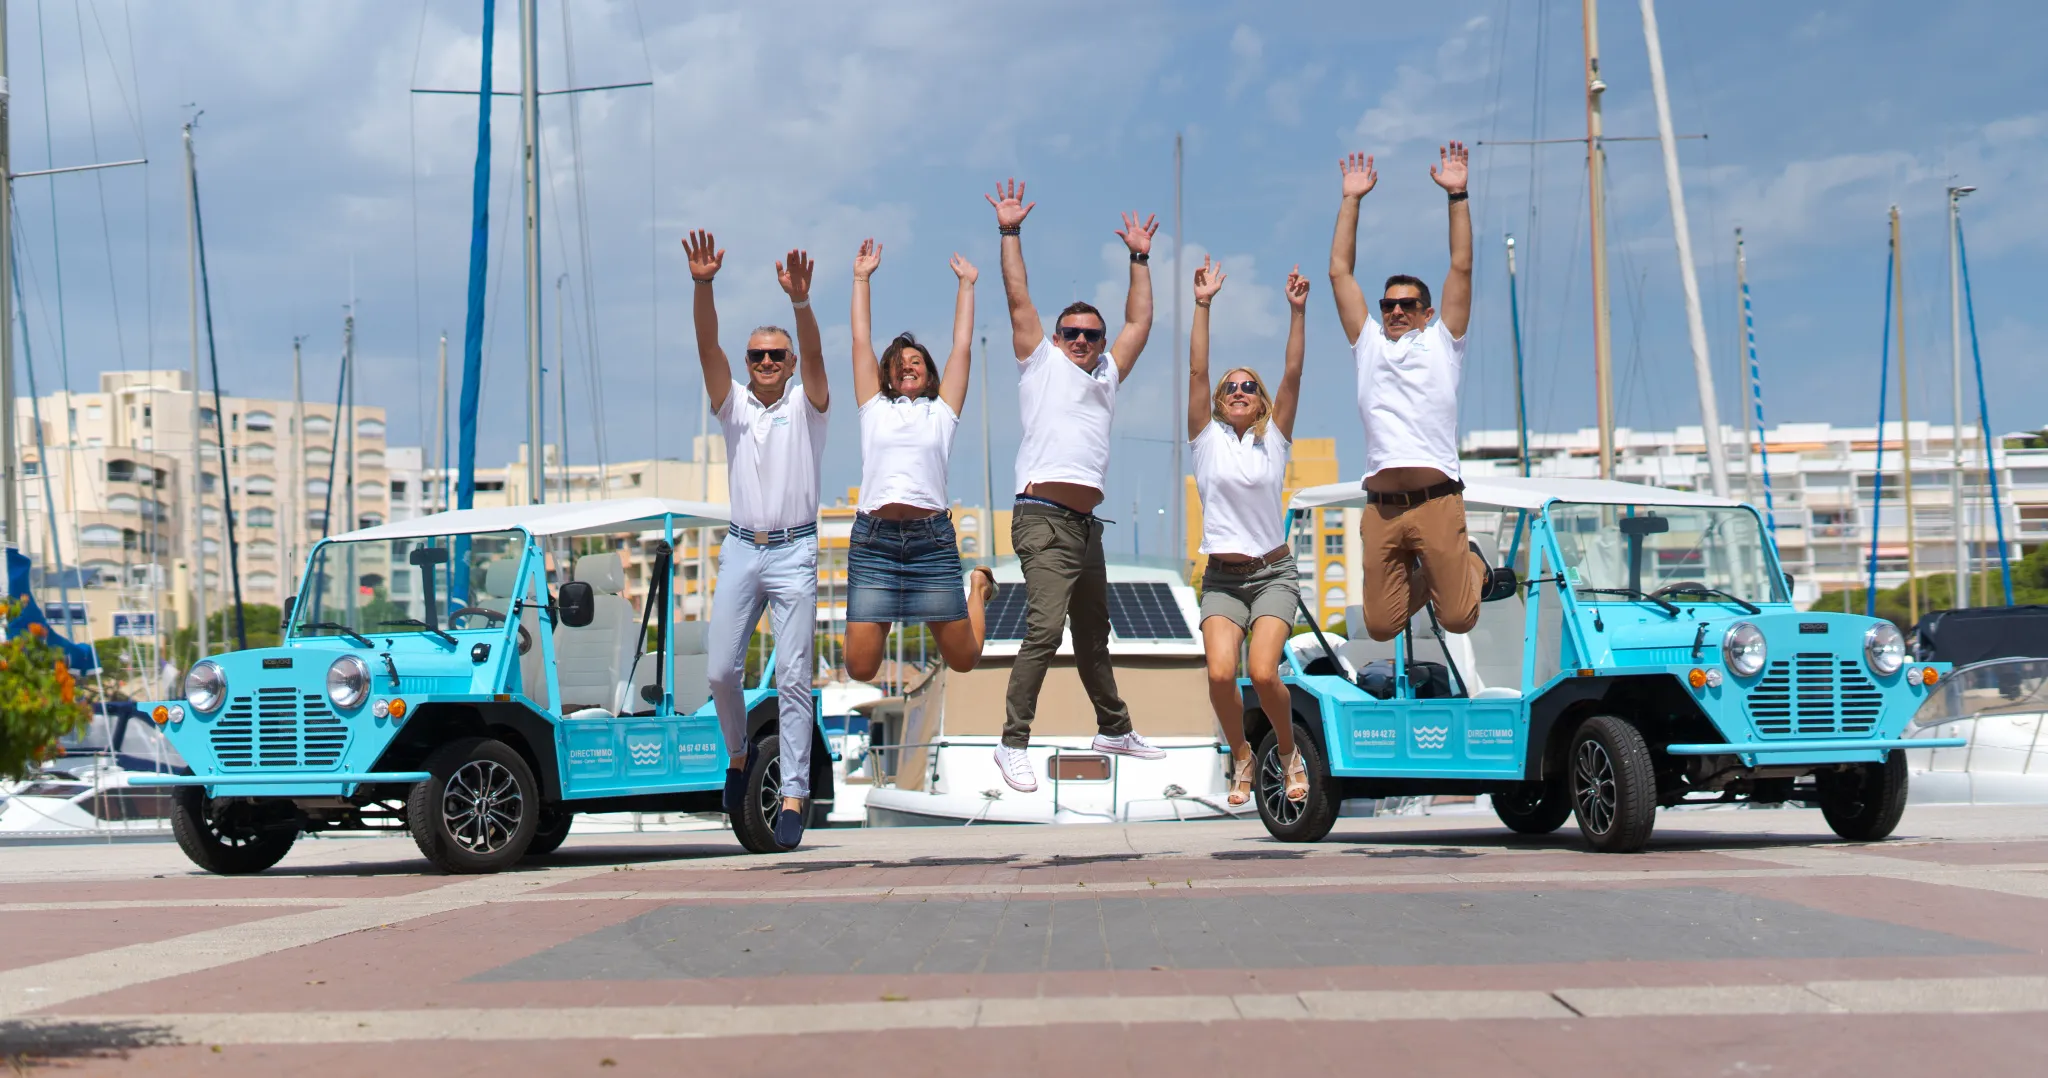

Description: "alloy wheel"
1573 740 1617 835
443 758 524 855
1259 746 1305 826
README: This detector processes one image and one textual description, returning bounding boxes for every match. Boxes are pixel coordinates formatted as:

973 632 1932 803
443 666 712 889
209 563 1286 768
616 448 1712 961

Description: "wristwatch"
1130 251 1150 264
1447 191 1469 203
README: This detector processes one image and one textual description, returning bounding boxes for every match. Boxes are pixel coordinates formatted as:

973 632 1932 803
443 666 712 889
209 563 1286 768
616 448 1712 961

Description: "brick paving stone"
0 908 322 974
1849 838 2048 865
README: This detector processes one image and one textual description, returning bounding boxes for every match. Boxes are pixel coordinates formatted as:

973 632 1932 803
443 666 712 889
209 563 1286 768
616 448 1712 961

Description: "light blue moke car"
1248 476 1965 852
133 499 833 873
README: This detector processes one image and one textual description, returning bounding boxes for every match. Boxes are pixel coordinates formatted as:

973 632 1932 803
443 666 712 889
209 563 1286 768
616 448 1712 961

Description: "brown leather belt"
1363 478 1464 508
1208 545 1292 574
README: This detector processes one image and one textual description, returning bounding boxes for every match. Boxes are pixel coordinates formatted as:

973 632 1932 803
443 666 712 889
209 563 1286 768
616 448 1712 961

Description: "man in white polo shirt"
684 229 827 850
1329 141 1490 643
984 178 1167 793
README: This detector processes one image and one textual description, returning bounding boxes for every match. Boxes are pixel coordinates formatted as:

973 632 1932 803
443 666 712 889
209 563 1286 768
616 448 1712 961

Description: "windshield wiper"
379 618 459 647
1654 584 1761 615
1578 587 1681 617
297 621 374 648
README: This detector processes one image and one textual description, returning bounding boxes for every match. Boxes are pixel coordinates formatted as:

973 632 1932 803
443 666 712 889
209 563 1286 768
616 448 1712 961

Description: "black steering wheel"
1649 581 1709 599
447 606 533 654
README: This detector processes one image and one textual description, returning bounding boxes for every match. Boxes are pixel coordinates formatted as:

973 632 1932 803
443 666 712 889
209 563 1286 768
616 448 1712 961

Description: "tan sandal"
1226 748 1255 808
1284 751 1309 802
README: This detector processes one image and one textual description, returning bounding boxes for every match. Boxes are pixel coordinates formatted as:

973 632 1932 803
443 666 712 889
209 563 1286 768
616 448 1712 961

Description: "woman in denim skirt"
1188 257 1312 808
843 239 997 683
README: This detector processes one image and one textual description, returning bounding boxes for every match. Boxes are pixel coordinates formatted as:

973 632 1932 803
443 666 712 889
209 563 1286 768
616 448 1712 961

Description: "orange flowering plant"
1 598 91 779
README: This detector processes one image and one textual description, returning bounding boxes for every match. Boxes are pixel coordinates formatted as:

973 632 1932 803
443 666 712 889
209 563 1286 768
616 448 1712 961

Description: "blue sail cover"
452 0 496 602
6 547 99 672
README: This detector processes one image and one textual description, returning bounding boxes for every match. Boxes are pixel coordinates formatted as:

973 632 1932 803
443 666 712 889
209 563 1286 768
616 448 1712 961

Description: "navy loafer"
773 806 805 849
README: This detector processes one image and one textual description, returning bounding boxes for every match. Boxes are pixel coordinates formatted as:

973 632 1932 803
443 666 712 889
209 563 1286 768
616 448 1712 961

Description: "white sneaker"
1092 731 1168 760
993 744 1038 792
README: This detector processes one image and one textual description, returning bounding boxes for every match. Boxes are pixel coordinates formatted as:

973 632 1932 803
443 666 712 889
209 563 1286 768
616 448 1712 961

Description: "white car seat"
1463 533 1527 697
554 552 637 715
623 618 712 715
479 557 549 709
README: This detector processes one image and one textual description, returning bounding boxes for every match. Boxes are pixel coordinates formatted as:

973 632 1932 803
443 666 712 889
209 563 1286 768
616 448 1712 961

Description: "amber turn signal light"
1688 668 1708 689
389 698 408 720
152 704 170 725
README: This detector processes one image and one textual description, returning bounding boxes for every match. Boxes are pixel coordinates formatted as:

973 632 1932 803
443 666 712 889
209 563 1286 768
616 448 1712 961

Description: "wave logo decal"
1412 725 1450 751
626 735 664 767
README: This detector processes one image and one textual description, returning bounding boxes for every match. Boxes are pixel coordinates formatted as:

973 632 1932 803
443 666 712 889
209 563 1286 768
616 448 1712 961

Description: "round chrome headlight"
184 661 228 713
1722 621 1768 678
1863 621 1906 676
327 655 371 710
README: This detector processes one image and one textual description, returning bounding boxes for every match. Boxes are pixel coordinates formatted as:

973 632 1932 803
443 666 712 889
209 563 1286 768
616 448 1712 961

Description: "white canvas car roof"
328 497 731 542
1288 475 1743 513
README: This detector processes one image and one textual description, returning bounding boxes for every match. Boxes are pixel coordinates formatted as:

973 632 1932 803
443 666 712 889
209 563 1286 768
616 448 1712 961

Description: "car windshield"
292 530 528 640
1548 502 1786 606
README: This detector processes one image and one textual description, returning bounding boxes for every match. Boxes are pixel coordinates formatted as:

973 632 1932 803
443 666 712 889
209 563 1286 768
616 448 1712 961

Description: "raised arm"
684 230 731 413
1109 211 1159 381
1187 255 1225 442
778 248 827 412
1431 140 1473 339
1271 267 1310 441
1327 152 1377 346
986 179 1040 361
937 254 977 416
850 239 884 407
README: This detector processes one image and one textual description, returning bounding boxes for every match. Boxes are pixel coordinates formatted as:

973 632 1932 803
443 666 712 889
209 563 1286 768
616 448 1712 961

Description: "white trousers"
706 534 817 799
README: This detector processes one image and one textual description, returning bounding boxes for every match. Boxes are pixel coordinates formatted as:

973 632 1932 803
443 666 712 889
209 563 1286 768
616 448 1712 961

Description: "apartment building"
1459 421 2048 605
11 369 390 644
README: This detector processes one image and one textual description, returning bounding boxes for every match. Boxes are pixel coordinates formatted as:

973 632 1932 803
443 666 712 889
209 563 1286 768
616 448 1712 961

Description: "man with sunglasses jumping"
685 228 828 850
1329 142 1490 643
985 178 1166 793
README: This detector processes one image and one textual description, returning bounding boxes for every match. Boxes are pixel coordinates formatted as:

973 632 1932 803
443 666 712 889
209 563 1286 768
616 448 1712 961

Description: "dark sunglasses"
745 347 792 365
1379 297 1425 314
1056 326 1106 344
1219 379 1261 396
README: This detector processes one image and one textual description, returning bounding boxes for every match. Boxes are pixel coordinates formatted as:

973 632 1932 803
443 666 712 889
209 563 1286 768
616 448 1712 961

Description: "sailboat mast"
1639 0 1728 497
556 273 569 500
1736 231 1754 499
1582 0 1617 479
0 6 15 554
435 333 448 511
1505 235 1530 477
291 337 304 587
521 0 544 506
1947 184 1974 608
1171 132 1184 574
1891 206 1917 622
185 123 208 661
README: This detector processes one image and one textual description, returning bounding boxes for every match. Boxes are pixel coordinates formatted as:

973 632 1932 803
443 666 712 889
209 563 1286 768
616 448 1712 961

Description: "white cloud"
1227 25 1263 100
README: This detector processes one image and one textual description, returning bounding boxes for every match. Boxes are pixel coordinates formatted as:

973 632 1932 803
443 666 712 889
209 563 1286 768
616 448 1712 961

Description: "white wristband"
790 297 811 310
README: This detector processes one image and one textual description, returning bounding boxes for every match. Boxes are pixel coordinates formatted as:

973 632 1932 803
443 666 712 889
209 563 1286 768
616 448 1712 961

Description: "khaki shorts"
1199 553 1300 631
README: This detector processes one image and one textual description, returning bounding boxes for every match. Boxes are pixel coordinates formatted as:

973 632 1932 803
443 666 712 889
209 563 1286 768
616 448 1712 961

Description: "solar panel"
984 586 1032 640
1105 582 1191 641
981 580 1192 643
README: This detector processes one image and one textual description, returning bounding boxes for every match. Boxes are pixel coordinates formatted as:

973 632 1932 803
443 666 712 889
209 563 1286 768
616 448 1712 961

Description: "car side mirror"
280 596 296 632
1481 566 1519 603
557 581 595 628
1783 571 1795 595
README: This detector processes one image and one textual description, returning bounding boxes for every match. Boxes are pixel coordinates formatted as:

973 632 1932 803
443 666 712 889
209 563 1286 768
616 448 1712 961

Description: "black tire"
732 728 795 854
1568 715 1658 853
407 737 539 873
523 806 575 858
1493 776 1574 835
169 787 298 875
1255 720 1339 843
1817 751 1909 842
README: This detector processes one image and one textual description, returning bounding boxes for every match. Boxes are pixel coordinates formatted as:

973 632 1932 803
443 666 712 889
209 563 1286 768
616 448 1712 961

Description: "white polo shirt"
715 379 828 532
1191 419 1290 557
1353 317 1465 481
1014 337 1119 495
858 394 958 513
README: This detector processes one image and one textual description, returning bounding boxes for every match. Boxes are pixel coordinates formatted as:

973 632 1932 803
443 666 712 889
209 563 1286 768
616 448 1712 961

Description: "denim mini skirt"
845 512 970 624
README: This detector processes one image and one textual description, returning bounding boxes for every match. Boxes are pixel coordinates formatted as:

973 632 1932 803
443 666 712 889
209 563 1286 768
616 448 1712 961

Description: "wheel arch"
371 701 563 801
1526 673 1717 783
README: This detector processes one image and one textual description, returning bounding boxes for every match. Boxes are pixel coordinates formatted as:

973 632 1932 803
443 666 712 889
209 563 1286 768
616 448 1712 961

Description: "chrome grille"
211 686 349 769
1745 652 1883 738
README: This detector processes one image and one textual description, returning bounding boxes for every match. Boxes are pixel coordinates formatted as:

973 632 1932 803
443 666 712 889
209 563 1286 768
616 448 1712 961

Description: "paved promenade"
6 805 2048 1075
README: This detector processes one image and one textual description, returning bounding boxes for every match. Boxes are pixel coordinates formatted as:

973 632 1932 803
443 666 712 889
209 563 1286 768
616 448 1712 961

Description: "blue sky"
12 1 2044 556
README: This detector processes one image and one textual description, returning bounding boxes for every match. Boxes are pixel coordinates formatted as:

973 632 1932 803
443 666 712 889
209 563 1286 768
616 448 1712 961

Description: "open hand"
1284 265 1310 310
1193 255 1227 302
1116 211 1160 256
853 238 882 281
683 230 724 282
1430 141 1469 193
1339 152 1377 200
950 253 978 284
985 178 1035 229
777 249 814 302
